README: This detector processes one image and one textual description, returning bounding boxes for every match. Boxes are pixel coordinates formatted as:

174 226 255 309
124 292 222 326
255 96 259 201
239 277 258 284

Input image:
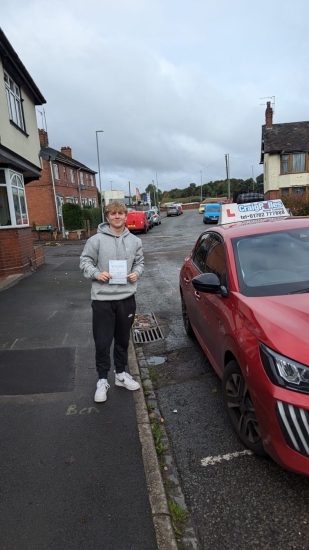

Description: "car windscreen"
205 205 220 212
232 227 309 296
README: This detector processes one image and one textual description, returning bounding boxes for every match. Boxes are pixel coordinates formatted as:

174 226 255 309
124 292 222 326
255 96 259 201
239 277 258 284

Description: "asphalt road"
136 209 309 550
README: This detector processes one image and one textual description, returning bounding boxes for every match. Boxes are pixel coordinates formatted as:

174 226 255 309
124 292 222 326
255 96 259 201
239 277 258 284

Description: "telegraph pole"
128 181 131 205
200 170 203 202
156 173 159 209
225 154 230 201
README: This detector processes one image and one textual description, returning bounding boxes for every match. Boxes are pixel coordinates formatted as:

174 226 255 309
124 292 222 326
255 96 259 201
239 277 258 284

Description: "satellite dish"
39 147 58 161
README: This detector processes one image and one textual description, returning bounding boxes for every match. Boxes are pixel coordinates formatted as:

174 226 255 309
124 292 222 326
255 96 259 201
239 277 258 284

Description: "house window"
281 188 289 195
80 171 84 185
4 70 25 131
292 187 305 195
63 166 67 181
66 197 74 203
74 197 79 204
56 195 63 217
53 163 60 180
90 175 94 186
0 169 29 227
70 169 75 184
281 155 289 174
93 197 97 207
281 153 308 174
292 153 306 172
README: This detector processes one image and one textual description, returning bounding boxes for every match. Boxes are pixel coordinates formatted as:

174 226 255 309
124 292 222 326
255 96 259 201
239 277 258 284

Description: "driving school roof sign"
218 200 289 225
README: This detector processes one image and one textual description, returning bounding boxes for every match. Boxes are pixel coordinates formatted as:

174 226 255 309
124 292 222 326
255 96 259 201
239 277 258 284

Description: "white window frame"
80 171 84 185
65 197 74 203
53 163 60 180
70 169 75 184
4 70 25 131
74 197 79 204
63 166 67 181
93 197 97 207
56 195 63 217
0 169 29 228
90 175 94 186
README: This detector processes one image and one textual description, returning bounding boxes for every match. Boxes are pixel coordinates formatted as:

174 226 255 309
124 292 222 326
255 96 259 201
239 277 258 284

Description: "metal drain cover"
132 313 164 343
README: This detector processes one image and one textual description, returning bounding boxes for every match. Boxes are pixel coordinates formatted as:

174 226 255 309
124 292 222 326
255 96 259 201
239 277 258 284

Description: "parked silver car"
149 209 161 225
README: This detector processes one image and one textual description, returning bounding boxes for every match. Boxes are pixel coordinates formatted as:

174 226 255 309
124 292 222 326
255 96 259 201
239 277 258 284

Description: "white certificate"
109 260 127 284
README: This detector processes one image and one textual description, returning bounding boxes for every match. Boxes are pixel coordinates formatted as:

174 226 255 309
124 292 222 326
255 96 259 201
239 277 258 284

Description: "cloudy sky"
2 0 309 195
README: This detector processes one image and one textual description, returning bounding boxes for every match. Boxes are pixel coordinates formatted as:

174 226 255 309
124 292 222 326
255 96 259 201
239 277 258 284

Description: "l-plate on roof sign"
218 200 290 225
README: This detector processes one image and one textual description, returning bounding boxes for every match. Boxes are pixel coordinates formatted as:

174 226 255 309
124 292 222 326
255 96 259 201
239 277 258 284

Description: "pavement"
0 249 177 550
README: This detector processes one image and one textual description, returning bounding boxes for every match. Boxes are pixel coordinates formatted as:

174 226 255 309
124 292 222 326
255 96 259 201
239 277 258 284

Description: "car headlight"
260 343 309 394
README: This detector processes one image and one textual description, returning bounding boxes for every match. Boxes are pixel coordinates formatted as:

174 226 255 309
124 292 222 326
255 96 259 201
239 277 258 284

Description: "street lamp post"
95 130 104 223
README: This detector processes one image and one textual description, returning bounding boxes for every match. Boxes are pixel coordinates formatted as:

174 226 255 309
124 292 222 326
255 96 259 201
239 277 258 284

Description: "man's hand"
126 272 138 283
97 271 112 282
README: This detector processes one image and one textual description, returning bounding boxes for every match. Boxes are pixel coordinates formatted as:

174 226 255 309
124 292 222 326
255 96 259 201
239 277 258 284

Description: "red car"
180 200 309 475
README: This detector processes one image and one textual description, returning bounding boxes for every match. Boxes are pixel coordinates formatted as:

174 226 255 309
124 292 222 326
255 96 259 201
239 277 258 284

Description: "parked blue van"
203 203 221 224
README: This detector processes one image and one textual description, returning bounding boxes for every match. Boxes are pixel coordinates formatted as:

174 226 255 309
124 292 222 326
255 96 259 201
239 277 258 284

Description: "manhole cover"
132 313 164 343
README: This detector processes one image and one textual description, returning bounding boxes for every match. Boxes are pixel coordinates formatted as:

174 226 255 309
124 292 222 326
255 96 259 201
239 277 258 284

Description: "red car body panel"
125 211 149 233
180 217 309 475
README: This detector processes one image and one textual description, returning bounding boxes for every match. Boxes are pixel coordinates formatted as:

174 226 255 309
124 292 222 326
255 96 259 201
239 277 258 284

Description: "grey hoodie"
80 222 144 301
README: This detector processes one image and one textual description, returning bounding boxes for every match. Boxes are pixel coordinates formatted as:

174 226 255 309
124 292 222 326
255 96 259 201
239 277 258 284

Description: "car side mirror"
192 273 228 297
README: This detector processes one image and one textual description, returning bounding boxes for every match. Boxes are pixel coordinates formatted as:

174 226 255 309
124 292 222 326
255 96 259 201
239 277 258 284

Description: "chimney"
265 101 273 129
61 146 72 158
38 128 49 147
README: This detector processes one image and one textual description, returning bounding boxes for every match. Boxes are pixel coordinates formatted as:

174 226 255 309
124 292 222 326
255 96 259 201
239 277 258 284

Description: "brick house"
0 28 46 277
26 129 98 239
261 102 309 201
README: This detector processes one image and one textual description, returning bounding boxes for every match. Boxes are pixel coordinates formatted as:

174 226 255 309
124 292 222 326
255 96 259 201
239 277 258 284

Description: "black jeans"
92 295 136 379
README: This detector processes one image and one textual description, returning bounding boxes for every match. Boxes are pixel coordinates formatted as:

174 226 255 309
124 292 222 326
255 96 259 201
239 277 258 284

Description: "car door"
181 233 214 335
194 233 228 374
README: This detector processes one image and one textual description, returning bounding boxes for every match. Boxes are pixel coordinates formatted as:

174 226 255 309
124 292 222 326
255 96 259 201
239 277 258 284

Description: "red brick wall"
264 190 279 201
26 159 58 228
26 158 98 231
0 227 35 276
34 245 45 267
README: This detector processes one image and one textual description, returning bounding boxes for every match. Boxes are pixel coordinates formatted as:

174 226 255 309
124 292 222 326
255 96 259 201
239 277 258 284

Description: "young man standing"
80 201 144 402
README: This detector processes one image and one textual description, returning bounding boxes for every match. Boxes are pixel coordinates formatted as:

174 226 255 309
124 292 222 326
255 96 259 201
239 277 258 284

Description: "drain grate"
132 312 164 343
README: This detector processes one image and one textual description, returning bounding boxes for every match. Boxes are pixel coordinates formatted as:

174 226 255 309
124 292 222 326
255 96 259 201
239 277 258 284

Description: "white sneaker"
115 372 140 391
94 379 110 402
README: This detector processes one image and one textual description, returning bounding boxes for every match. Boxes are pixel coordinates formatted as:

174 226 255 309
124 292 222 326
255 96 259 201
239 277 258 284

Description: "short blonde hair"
105 201 127 216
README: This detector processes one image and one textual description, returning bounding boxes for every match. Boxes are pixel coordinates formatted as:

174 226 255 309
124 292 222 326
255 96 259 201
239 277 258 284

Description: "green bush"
62 203 84 230
82 207 102 229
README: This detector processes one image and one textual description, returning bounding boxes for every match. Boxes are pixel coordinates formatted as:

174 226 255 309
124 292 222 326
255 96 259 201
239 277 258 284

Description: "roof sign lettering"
219 200 290 225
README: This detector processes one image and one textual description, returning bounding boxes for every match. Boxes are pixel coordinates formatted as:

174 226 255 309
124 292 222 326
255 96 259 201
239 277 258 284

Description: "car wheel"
143 225 148 234
222 360 266 456
181 294 195 338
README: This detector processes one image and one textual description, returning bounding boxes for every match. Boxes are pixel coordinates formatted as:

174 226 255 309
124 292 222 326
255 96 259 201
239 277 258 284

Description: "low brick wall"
34 245 45 268
0 227 36 277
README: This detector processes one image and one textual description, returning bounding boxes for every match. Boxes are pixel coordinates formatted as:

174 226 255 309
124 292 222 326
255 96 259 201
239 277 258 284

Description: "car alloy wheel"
181 294 195 338
223 360 266 456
